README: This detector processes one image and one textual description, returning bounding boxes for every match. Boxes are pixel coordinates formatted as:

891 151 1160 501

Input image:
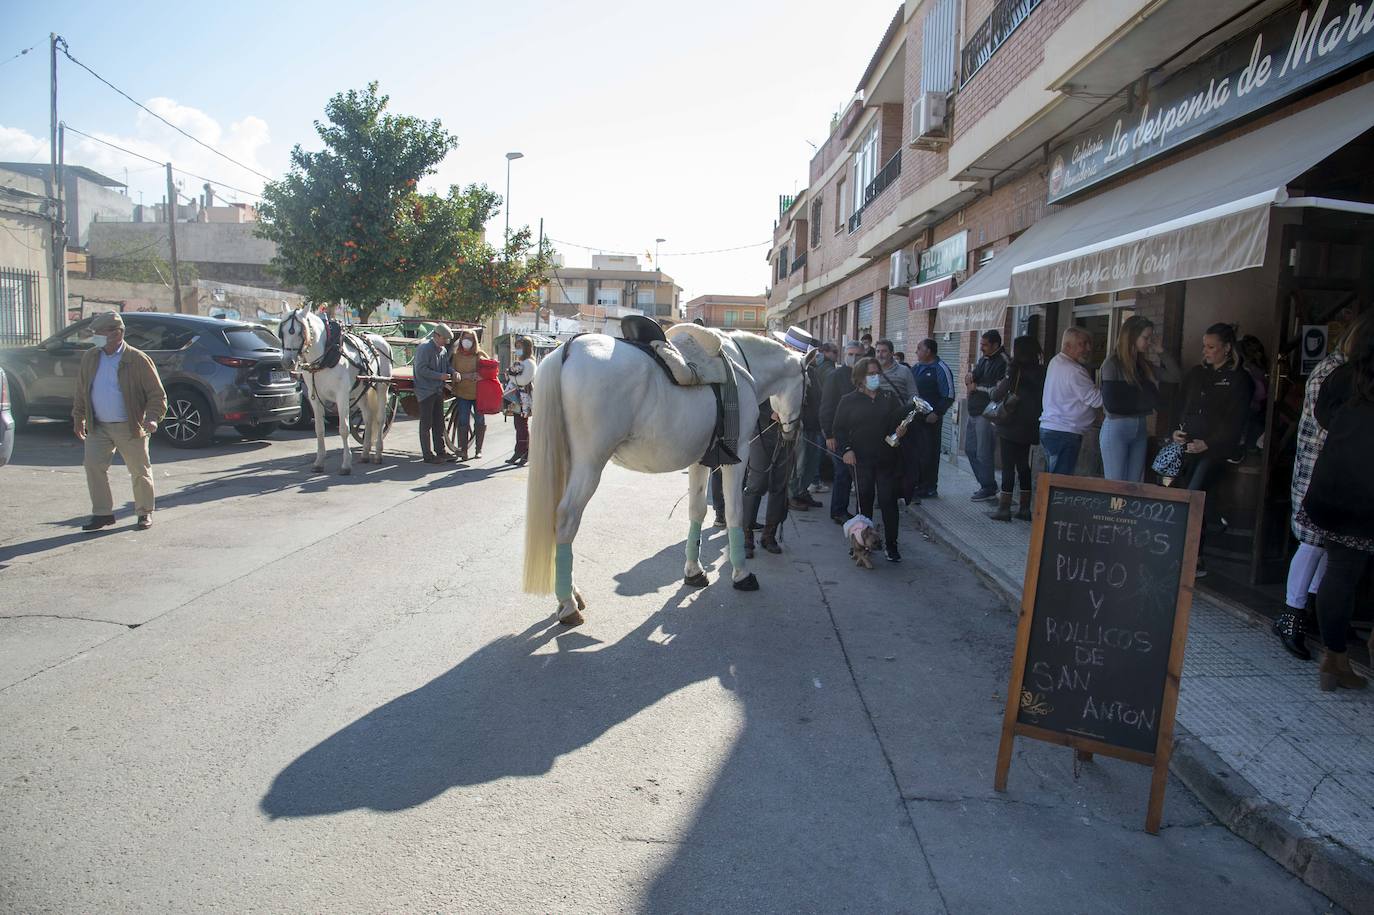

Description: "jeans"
829 454 853 518
418 393 445 458
964 414 997 492
1039 428 1082 476
454 397 485 437
1182 454 1227 557
1316 543 1373 653
999 438 1032 495
1285 542 1328 610
854 461 900 549
790 431 824 498
915 415 943 494
1100 415 1149 482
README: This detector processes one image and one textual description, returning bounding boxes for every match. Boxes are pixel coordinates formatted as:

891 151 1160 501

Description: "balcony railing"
848 151 902 234
790 251 807 275
961 0 1042 86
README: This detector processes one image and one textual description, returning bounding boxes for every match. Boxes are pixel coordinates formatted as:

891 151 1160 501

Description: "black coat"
1303 364 1374 544
833 388 905 468
991 362 1046 445
1179 362 1253 460
819 363 855 439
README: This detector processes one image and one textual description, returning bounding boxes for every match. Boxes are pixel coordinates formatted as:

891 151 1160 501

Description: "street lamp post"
654 238 665 317
503 151 524 340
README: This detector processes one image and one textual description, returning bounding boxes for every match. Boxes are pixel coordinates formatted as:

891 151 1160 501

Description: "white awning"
936 79 1374 326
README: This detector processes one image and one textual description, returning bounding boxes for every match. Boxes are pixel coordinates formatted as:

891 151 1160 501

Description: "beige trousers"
85 421 155 515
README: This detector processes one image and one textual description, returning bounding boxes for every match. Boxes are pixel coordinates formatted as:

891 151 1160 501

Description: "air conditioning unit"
889 249 915 292
910 92 949 149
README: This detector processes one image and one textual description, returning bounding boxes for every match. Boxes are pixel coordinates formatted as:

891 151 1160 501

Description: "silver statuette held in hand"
886 396 935 447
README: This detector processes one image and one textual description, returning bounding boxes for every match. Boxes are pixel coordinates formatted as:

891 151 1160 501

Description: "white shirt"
1039 352 1102 434
91 343 129 424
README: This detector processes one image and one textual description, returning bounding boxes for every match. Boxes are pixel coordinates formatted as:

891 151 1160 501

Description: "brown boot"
457 427 470 461
1015 489 1033 521
1318 651 1368 692
743 526 756 559
761 524 782 554
991 492 1013 521
474 427 485 457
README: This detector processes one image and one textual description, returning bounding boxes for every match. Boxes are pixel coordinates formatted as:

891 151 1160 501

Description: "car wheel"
281 389 314 431
160 389 215 448
9 384 29 430
235 422 280 440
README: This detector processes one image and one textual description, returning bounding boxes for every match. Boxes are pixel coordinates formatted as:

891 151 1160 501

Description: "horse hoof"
732 573 759 592
574 590 587 611
557 609 585 627
311 465 324 474
684 572 709 588
339 467 351 476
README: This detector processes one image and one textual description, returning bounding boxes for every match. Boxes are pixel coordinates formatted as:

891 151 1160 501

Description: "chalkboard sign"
995 475 1204 834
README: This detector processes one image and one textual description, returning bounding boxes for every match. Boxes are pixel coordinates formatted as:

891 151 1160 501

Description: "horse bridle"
731 335 809 439
281 309 317 370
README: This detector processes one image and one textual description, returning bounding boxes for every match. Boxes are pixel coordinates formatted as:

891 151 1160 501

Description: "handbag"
985 373 1021 427
1151 439 1185 478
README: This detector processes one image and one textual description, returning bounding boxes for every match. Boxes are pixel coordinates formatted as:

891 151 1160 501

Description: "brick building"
766 0 1374 602
685 294 767 333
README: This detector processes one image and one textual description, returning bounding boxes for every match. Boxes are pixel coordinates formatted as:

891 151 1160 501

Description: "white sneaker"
809 483 830 494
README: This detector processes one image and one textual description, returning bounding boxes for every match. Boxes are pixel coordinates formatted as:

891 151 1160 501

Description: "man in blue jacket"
911 338 955 498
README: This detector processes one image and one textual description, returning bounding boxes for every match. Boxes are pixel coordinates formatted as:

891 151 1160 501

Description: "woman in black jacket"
1298 315 1374 691
833 357 909 562
1172 323 1253 575
990 336 1046 521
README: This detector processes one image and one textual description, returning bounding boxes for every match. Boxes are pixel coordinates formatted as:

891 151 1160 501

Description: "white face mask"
844 353 859 366
90 334 107 347
515 348 526 358
865 375 881 391
460 339 473 350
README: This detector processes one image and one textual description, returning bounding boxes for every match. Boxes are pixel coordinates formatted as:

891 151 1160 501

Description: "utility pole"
534 217 543 332
48 34 64 332
57 123 68 326
165 163 183 314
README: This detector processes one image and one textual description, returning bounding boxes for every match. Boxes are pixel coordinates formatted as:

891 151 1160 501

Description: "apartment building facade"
767 0 1374 598
686 294 767 332
542 255 682 324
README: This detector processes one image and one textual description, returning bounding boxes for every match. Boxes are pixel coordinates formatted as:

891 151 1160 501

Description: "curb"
906 506 1374 914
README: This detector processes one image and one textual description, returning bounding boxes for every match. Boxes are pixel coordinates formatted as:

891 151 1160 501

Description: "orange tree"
412 185 556 325
257 82 481 321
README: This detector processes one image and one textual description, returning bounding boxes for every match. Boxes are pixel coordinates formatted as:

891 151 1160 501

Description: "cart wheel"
443 398 462 454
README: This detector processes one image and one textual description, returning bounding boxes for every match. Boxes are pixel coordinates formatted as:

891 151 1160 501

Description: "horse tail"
523 349 569 595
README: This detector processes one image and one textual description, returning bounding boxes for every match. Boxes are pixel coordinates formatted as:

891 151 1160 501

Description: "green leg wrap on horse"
687 521 702 563
555 543 573 601
727 526 746 568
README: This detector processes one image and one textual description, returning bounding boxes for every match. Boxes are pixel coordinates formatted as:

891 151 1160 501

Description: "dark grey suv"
0 313 299 448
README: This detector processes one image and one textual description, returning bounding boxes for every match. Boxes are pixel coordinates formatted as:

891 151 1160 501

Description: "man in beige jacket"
71 312 168 531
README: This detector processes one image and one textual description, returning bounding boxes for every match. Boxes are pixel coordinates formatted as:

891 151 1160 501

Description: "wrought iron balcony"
848 151 901 234
961 0 1042 86
790 251 807 275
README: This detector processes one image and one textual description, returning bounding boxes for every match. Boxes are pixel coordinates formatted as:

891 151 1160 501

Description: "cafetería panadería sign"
1046 1 1374 204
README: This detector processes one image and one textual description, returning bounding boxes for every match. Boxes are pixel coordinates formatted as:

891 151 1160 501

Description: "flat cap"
90 312 125 333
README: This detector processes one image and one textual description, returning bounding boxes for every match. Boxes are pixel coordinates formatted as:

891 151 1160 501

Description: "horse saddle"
617 315 730 386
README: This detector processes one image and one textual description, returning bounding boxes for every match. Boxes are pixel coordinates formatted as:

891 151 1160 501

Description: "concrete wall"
66 177 134 249
0 168 57 343
88 221 278 267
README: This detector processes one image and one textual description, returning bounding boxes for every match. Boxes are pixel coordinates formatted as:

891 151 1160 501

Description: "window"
922 0 958 94
558 282 587 306
853 122 879 214
595 288 621 307
724 310 737 327
778 244 789 282
635 286 656 307
835 177 847 231
811 199 823 248
221 326 277 352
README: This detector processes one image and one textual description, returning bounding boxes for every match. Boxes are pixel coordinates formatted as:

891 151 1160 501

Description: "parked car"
0 367 14 467
0 313 300 448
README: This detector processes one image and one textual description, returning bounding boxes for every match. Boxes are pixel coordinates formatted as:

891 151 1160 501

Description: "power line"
55 36 273 182
548 236 769 257
63 124 264 200
0 39 42 69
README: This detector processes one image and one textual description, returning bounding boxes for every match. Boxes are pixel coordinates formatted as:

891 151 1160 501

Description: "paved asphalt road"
0 417 1340 913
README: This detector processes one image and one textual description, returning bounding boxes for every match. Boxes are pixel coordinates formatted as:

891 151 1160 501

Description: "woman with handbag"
1100 316 1180 481
449 329 489 460
988 336 1045 522
1171 323 1253 576
1297 313 1374 691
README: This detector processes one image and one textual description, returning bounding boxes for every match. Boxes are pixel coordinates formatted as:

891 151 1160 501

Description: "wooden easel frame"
993 474 1205 834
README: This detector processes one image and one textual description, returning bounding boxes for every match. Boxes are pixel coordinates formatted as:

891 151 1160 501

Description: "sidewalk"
906 457 1374 912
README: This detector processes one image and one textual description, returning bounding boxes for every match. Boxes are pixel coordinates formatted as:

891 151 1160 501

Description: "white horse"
277 308 393 474
523 330 808 625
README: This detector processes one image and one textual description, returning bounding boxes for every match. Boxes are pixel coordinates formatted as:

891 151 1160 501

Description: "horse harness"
283 311 387 414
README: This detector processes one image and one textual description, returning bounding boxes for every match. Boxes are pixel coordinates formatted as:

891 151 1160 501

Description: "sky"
1 0 902 303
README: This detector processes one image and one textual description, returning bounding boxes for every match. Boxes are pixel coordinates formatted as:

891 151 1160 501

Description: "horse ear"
803 348 820 367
